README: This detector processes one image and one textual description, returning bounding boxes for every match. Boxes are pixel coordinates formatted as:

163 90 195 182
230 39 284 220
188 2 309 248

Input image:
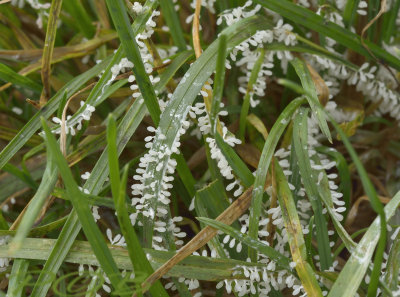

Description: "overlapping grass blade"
9 153 57 251
107 114 169 297
383 235 400 296
253 0 400 70
292 108 332 269
105 0 161 125
248 96 306 261
273 158 323 297
327 190 400 297
141 15 273 245
40 118 131 294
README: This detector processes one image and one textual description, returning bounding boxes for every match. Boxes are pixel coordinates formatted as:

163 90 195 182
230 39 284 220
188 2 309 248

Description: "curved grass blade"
197 217 293 271
327 190 400 297
273 158 323 297
248 96 306 261
107 114 169 297
253 0 400 70
383 235 400 296
41 118 131 295
9 154 58 251
141 15 274 246
292 108 332 269
105 0 161 125
291 58 331 142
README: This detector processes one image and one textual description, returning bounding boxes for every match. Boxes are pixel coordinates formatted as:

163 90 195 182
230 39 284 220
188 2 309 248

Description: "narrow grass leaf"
383 235 400 296
248 96 306 261
107 114 169 297
159 0 187 51
292 107 332 269
210 35 227 134
291 58 332 142
7 259 29 297
0 63 41 94
274 158 323 297
106 0 161 125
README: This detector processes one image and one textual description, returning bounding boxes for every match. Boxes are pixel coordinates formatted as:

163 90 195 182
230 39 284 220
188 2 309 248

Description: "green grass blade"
238 48 265 141
210 35 227 134
292 108 332 269
343 0 361 28
248 96 306 261
254 0 400 70
0 63 41 94
159 0 186 51
9 155 57 251
382 0 400 43
141 15 273 246
41 117 130 294
274 158 323 297
327 190 400 297
197 216 293 271
107 114 169 297
291 58 332 142
106 0 161 125
63 0 95 38
7 259 29 297
1 237 274 281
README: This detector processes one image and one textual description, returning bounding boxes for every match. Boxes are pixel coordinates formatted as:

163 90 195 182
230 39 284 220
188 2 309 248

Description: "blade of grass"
107 114 169 297
7 259 29 297
159 0 187 51
63 0 95 38
343 0 361 28
292 108 332 269
381 0 400 43
9 154 58 251
248 96 306 261
1 237 274 281
210 34 227 135
383 235 400 296
40 117 131 295
254 0 400 70
273 158 323 297
0 63 41 94
105 0 161 125
291 58 332 142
